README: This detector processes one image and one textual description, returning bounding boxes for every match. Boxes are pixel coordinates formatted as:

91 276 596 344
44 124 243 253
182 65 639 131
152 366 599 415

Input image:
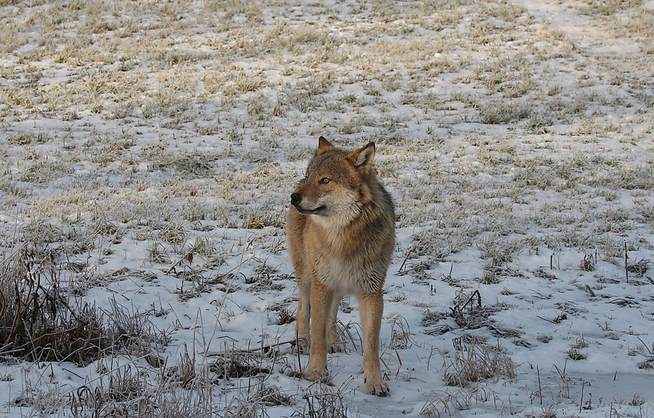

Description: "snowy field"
1 0 654 416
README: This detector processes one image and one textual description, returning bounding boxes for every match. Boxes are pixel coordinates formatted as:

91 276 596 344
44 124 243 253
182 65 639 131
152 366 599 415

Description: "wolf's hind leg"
328 295 346 353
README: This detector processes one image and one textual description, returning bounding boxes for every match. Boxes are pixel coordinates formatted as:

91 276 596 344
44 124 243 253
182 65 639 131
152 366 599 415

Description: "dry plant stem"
206 339 296 356
537 365 543 406
624 242 629 283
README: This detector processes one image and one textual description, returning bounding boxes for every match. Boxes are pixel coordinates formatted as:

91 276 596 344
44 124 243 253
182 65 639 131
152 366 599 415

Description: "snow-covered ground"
1 0 653 416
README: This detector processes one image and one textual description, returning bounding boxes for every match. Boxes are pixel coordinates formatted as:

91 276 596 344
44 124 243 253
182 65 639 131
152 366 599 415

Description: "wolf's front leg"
359 292 389 396
295 273 311 354
305 279 333 382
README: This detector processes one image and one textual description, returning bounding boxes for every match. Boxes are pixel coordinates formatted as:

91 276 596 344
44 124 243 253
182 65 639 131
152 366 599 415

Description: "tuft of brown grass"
70 359 220 417
276 305 296 325
443 342 516 387
224 382 293 418
300 389 349 418
210 351 271 380
420 387 500 417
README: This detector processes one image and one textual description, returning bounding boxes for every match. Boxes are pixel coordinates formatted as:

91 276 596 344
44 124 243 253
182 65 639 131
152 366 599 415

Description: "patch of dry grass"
0 245 107 364
0 244 169 365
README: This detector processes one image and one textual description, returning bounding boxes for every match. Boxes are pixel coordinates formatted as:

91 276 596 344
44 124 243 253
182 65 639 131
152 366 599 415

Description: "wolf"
286 136 395 396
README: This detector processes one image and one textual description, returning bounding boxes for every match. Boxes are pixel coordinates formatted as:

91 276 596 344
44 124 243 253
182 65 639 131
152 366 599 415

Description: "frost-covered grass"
1 0 654 416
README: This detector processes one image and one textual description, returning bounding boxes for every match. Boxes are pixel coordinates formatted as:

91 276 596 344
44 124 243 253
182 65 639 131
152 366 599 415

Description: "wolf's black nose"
290 193 301 207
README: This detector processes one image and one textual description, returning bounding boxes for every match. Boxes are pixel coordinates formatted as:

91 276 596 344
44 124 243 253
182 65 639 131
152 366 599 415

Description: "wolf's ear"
347 142 375 169
317 136 335 153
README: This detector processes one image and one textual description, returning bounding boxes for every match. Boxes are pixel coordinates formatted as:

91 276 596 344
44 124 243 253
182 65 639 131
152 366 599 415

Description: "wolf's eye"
320 177 331 184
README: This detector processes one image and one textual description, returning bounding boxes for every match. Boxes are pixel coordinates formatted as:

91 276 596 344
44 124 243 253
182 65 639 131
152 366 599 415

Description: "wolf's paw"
293 336 310 354
365 379 389 397
329 341 346 353
304 367 329 382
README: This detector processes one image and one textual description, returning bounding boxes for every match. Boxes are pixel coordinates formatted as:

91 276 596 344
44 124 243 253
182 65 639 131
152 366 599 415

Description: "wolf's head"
290 137 377 223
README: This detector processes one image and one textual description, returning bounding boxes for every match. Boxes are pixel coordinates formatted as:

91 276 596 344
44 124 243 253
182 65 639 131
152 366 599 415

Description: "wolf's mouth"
295 205 327 215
